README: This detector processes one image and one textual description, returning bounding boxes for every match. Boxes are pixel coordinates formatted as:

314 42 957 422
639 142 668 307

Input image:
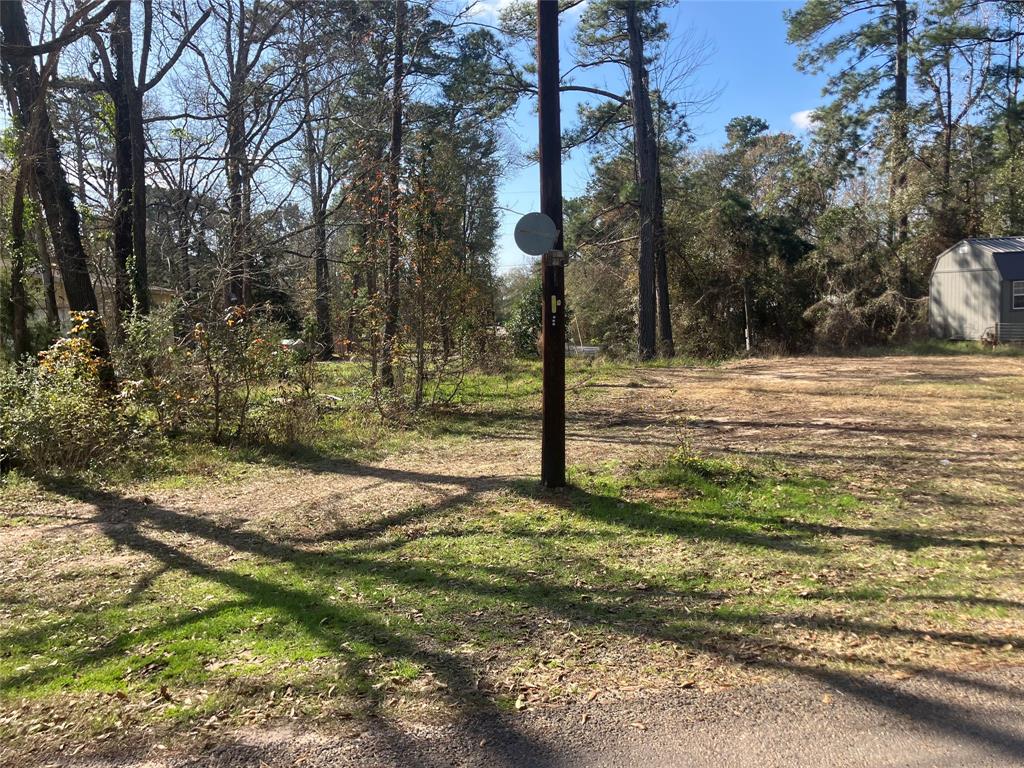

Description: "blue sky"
492 0 830 273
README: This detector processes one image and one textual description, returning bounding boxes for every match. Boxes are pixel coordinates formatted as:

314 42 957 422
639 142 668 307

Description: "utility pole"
537 0 566 488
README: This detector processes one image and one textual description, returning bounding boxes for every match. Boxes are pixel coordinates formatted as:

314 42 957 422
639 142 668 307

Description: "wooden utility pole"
537 0 566 488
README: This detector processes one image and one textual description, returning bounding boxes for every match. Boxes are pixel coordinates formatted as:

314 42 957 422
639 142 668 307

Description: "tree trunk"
110 1 135 331
380 0 405 388
301 72 332 359
242 169 253 305
653 160 674 356
225 80 248 306
129 57 149 314
175 187 193 298
346 268 361 359
8 166 30 360
626 0 657 360
892 0 910 291
742 280 752 353
0 0 107 358
107 1 151 331
33 201 59 327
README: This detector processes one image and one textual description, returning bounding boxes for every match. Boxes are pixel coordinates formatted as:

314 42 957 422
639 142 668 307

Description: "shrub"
117 304 324 445
804 289 927 351
506 277 542 358
0 313 140 474
0 306 333 477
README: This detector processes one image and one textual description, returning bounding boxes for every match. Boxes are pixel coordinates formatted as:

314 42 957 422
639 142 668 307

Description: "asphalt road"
61 665 1020 768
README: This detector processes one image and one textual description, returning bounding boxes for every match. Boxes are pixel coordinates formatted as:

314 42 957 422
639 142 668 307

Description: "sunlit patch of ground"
1 353 1021 762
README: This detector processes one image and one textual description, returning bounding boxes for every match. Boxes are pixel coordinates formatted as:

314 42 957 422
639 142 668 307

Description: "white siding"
927 239 1022 340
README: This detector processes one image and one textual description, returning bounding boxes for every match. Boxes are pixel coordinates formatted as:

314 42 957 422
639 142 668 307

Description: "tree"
86 1 210 329
379 0 406 389
0 0 108 357
287 3 358 359
571 0 678 358
787 0 916 290
183 0 297 307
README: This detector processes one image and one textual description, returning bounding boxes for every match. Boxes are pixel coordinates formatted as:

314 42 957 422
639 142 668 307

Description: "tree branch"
143 6 213 92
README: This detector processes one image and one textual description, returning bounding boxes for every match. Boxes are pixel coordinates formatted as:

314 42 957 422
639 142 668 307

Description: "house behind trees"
929 238 1024 342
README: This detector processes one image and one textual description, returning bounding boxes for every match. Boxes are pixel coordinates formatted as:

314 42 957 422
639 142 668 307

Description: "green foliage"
0 306 332 477
155 305 323 445
505 273 542 358
0 314 141 474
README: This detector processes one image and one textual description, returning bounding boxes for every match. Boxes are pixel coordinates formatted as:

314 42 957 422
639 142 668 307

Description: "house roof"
932 236 1024 277
961 236 1024 255
993 251 1024 280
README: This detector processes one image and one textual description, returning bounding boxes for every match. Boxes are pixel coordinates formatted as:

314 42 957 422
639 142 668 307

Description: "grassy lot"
1 353 1022 759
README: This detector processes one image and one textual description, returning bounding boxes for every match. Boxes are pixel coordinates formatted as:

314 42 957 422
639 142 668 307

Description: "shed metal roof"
993 251 1024 280
962 236 1024 255
931 236 1024 277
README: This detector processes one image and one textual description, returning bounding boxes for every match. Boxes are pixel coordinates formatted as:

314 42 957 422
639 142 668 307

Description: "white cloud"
466 0 516 20
468 0 588 21
790 109 818 133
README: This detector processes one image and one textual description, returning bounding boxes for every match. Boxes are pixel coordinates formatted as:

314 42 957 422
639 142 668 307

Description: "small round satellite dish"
514 212 558 256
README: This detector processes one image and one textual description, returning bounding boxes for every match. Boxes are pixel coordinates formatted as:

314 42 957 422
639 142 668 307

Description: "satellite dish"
514 212 558 256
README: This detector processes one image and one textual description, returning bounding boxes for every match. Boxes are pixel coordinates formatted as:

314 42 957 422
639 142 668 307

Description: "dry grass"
1 353 1022 762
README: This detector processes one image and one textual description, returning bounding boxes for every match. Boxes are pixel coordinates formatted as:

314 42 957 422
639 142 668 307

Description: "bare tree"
0 0 110 356
84 1 210 329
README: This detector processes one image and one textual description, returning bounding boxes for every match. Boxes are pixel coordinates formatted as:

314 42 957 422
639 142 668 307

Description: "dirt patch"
2 354 1022 764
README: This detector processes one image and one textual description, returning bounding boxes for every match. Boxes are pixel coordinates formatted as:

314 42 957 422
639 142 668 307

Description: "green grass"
857 338 1024 357
3 352 1023 752
3 445 1018 752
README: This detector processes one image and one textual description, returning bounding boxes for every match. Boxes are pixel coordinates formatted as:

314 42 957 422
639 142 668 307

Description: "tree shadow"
9 463 1024 763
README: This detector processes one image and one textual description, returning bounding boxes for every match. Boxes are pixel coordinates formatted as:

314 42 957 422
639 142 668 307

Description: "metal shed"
929 237 1024 342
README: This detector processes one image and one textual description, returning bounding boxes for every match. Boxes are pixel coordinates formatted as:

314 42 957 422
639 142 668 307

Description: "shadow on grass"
5 458 1024 763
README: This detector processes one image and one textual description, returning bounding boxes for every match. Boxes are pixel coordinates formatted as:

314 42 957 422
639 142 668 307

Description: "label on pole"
514 212 559 256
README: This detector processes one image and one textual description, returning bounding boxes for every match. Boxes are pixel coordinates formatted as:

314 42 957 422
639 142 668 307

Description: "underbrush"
0 319 603 492
0 310 323 480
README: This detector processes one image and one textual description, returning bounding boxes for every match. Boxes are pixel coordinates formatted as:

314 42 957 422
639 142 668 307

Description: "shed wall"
934 243 991 273
929 267 1001 339
1001 280 1024 339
